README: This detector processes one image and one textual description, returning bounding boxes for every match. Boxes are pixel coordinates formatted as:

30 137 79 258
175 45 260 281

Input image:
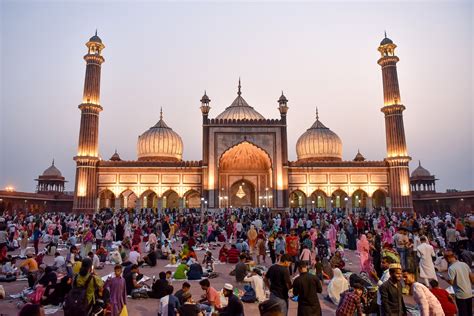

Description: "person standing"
104 265 127 316
264 254 292 316
393 228 409 270
441 250 473 316
292 261 323 316
357 234 372 273
416 236 437 286
32 224 42 255
378 263 407 316
402 270 444 316
286 230 300 274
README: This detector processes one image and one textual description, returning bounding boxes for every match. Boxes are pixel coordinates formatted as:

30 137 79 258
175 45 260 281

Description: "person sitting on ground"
202 251 215 272
143 244 157 267
198 279 221 312
52 252 66 272
161 241 171 259
217 283 244 316
178 291 203 316
128 246 143 267
219 244 229 263
159 285 180 316
174 281 191 305
329 250 346 271
227 245 241 264
41 275 72 306
235 254 249 284
149 271 170 299
88 251 104 270
336 283 365 316
327 268 349 305
173 261 189 280
96 246 108 263
38 266 57 287
0 256 18 280
19 251 39 288
187 261 204 280
243 268 266 302
169 249 177 265
123 264 144 296
429 279 457 316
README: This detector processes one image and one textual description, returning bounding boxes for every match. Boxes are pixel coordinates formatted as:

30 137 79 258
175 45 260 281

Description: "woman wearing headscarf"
357 234 371 273
327 223 337 255
247 225 258 254
327 268 349 305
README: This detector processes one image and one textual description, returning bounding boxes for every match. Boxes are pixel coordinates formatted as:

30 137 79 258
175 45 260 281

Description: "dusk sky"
1 1 472 193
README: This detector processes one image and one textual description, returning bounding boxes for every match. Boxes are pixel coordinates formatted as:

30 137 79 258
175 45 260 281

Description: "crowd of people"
0 206 472 316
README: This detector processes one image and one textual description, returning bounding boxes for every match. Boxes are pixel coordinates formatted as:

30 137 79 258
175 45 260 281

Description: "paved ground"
0 240 429 316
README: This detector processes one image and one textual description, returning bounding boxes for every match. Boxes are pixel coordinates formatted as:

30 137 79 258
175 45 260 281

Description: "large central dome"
296 109 343 161
215 80 265 120
137 109 183 161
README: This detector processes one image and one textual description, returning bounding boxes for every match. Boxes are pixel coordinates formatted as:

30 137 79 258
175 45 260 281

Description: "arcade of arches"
98 188 203 210
289 188 387 210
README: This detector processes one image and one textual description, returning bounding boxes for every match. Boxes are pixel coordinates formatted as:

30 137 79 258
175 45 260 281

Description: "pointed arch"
331 189 348 208
140 189 159 208
352 189 368 208
289 190 306 208
219 141 272 171
99 189 115 209
373 189 387 208
118 189 138 209
310 189 327 208
184 189 201 208
162 189 179 209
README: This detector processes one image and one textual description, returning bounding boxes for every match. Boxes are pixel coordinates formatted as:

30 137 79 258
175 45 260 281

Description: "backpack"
63 274 95 316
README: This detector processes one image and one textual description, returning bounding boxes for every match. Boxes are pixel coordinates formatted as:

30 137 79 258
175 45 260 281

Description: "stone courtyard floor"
0 241 434 316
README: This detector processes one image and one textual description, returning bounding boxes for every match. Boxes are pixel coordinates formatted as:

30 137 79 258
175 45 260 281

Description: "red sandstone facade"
72 33 415 213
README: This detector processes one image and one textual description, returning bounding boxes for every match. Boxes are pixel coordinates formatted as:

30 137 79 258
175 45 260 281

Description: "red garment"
286 235 299 257
336 291 363 316
429 288 457 316
227 248 240 264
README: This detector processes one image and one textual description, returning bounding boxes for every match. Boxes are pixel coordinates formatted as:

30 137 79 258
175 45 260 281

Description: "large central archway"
219 141 272 208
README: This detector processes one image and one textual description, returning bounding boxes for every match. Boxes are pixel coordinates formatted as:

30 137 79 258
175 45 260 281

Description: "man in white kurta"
416 236 437 286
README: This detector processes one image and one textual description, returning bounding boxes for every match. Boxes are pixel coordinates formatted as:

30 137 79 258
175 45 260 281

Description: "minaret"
200 91 211 203
377 33 413 211
73 31 105 213
278 91 289 207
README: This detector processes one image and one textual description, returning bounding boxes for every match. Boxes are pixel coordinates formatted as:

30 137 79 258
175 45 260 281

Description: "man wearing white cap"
218 283 244 316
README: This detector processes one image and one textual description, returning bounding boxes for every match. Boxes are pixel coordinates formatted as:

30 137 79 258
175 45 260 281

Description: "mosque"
72 33 414 213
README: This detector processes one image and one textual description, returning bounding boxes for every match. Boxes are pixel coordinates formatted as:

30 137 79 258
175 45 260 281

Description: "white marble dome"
296 111 343 161
137 110 183 161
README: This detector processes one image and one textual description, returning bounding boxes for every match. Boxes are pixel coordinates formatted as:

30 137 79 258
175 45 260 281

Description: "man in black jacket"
292 261 323 316
378 263 407 316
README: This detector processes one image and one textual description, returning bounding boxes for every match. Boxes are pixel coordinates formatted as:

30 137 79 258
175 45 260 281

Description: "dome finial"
95 29 98 36
52 158 55 166
315 107 319 121
160 107 163 120
419 160 421 167
384 30 387 38
237 77 242 96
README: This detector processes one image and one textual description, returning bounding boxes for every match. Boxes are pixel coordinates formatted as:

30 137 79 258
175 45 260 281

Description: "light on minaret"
378 32 413 210
73 31 105 213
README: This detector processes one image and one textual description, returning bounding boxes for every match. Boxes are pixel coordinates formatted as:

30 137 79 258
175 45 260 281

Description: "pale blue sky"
1 1 472 192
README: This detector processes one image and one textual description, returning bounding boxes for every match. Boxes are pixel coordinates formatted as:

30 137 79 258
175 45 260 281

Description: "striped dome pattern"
137 111 183 161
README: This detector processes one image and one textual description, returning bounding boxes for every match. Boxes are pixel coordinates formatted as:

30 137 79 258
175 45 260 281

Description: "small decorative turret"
278 91 289 116
200 90 211 117
353 149 366 162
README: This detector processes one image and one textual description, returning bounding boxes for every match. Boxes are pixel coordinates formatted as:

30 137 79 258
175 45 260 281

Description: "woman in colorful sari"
82 228 94 258
357 234 371 273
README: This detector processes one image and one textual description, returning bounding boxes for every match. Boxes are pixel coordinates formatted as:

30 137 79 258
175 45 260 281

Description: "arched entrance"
119 189 137 209
229 179 256 208
99 189 115 209
352 189 368 208
184 190 201 208
219 141 272 208
290 190 306 208
162 190 179 209
373 189 387 208
310 190 327 208
141 190 158 208
331 189 348 208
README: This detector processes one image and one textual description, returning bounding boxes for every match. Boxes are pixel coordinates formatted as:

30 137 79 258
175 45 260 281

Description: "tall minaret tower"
73 32 105 213
377 33 413 212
